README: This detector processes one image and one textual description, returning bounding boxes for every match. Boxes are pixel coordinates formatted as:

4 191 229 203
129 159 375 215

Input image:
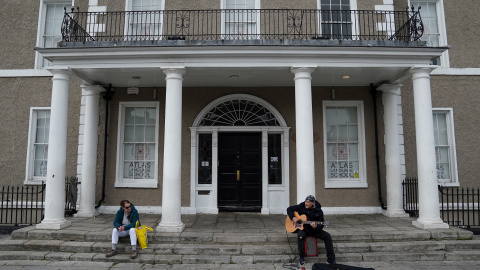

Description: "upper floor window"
36 0 72 68
222 0 260 39
323 100 367 188
116 102 160 188
433 109 458 186
318 0 357 40
125 0 165 40
410 0 449 66
25 108 50 184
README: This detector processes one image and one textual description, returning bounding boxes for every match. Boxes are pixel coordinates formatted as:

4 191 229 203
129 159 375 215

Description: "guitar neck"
302 221 325 225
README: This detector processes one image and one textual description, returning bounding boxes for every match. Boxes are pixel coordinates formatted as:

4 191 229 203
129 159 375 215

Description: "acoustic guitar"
285 212 331 233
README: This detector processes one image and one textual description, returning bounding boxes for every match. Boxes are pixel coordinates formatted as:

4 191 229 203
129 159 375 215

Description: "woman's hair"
120 199 130 207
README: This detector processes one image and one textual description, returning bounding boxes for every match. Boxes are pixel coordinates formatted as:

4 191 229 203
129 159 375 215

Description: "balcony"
60 7 424 48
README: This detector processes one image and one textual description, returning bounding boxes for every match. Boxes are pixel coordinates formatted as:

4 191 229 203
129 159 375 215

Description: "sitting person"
287 195 336 266
106 199 140 259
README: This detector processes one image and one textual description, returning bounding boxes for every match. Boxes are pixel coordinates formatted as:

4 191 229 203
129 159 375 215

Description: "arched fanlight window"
199 99 280 126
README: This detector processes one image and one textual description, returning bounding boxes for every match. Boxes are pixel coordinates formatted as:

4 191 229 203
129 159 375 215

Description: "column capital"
81 84 105 96
377 84 402 95
410 66 437 79
291 66 316 75
48 68 73 80
162 67 186 78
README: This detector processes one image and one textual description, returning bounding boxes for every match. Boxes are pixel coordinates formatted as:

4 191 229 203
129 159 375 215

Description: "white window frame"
25 108 51 185
115 102 160 188
433 108 458 186
221 0 261 40
35 0 73 69
323 100 367 188
317 0 359 40
124 0 165 40
409 0 450 67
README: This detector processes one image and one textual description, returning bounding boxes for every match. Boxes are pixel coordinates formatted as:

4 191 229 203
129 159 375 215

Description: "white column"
157 67 186 232
410 66 449 229
378 84 409 217
75 84 104 217
291 66 316 203
37 69 72 229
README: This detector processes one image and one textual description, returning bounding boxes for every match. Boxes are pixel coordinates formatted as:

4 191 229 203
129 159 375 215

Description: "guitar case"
312 263 375 270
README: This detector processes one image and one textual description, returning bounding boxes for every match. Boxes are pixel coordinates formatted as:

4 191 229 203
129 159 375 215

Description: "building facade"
1 0 478 232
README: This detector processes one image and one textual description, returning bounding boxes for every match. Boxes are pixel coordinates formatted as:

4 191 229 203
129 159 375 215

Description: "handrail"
59 7 422 46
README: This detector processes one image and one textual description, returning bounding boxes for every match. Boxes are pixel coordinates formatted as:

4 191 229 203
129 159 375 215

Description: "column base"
412 219 449 230
74 209 100 218
382 209 410 218
156 221 185 233
36 218 71 230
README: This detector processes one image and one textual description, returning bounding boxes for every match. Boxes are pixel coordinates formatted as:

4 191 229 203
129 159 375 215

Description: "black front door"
218 133 262 211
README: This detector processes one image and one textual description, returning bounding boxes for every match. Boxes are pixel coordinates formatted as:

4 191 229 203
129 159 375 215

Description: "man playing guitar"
286 195 336 266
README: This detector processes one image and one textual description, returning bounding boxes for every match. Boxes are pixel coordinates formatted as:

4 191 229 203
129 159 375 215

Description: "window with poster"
116 102 159 188
323 100 367 188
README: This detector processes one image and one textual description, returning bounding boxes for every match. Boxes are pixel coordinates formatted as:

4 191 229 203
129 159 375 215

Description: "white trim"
323 100 368 188
115 101 160 188
322 207 383 215
220 0 261 40
431 68 480 76
433 108 459 186
0 69 52 77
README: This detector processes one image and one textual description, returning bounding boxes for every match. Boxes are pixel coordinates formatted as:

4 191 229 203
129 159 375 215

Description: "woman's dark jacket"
113 203 140 230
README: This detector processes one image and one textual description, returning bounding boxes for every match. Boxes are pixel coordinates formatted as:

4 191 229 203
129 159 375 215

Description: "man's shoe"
327 261 337 265
105 249 117 257
299 258 305 265
130 250 138 259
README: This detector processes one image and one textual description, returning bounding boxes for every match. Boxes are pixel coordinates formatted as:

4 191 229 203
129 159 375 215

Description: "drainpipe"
96 84 113 208
370 83 387 210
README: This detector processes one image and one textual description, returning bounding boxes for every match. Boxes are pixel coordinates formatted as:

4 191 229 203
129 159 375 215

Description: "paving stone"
45 252 74 261
60 241 94 252
24 239 64 251
174 244 241 255
182 255 231 264
179 232 213 242
213 233 267 243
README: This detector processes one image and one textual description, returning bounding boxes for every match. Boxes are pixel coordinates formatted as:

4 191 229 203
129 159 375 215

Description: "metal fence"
0 177 78 226
403 178 480 227
61 7 423 45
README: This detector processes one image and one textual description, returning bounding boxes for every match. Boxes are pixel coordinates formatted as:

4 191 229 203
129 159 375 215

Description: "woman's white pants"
111 228 137 245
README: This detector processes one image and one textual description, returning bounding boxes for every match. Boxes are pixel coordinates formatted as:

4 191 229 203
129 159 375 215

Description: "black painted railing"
0 177 78 226
61 7 423 45
403 178 480 227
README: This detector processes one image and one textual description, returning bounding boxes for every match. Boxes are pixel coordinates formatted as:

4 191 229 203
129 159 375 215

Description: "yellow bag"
135 221 153 249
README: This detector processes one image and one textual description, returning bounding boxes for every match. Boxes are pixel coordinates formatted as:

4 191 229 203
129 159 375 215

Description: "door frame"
189 94 290 214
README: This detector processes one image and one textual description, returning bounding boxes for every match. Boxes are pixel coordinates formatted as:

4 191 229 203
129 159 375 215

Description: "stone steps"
1 214 479 265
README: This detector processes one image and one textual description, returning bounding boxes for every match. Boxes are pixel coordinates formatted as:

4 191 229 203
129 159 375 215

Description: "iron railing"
403 178 480 227
0 177 78 226
438 186 480 227
402 177 419 217
61 6 423 45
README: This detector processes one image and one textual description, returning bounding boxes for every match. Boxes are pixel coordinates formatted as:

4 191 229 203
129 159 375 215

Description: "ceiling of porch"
72 66 408 88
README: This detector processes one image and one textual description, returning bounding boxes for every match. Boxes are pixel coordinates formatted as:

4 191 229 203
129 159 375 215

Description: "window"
125 0 165 40
318 0 357 40
116 102 159 188
222 0 260 39
433 109 458 186
268 134 282 185
323 101 367 188
36 1 73 68
25 108 51 184
410 0 449 66
198 133 212 185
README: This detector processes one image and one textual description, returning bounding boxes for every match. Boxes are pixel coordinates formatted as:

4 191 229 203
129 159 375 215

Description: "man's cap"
305 195 315 202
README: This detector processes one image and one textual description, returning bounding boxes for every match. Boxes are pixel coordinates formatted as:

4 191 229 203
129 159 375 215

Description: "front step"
1 213 478 265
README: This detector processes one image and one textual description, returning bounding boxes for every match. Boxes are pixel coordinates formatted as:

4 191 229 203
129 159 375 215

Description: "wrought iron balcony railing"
61 7 423 47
